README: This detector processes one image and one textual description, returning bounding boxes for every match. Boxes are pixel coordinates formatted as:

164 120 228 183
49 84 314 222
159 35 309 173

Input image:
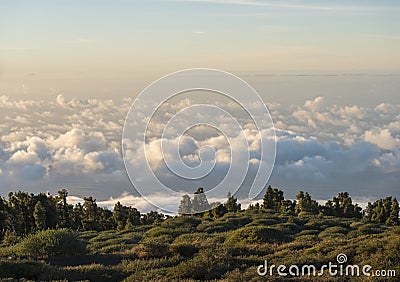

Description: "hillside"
0 194 399 281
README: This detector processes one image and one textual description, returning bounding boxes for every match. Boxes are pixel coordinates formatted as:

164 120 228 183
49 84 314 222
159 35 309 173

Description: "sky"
0 0 399 212
0 0 399 99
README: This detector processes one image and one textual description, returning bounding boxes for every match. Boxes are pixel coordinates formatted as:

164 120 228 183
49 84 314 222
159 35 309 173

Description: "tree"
8 191 36 235
113 201 141 230
372 200 385 223
365 197 398 226
126 206 141 227
263 186 274 209
57 189 71 228
280 200 296 215
72 203 84 230
388 198 399 226
82 196 99 230
141 211 166 225
263 186 284 211
224 193 241 213
192 188 210 214
33 201 46 230
323 192 362 218
113 201 128 230
210 202 228 218
364 202 374 222
178 195 193 215
295 191 319 214
0 197 8 237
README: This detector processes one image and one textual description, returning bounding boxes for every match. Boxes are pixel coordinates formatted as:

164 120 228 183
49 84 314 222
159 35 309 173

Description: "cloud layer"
0 94 399 212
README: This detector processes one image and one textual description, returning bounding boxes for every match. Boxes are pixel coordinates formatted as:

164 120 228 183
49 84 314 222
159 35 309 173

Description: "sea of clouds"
0 94 399 212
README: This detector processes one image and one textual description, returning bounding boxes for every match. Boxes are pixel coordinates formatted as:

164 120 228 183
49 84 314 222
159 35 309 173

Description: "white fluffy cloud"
0 94 399 211
364 129 399 150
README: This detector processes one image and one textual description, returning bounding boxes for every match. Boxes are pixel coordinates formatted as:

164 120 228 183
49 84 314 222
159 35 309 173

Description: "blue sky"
0 0 399 98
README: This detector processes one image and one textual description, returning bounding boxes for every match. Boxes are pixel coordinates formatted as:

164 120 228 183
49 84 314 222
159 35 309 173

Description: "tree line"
0 189 167 240
0 186 398 242
178 186 399 226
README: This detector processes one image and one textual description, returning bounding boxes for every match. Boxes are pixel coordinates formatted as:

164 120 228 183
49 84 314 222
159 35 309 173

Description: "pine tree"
296 191 319 214
372 200 385 223
57 189 71 228
263 186 275 209
211 203 228 218
224 193 241 213
82 196 99 230
388 198 399 226
192 188 210 214
280 200 296 215
8 191 36 235
364 202 374 222
0 197 8 237
113 202 127 230
178 195 193 215
126 206 140 227
72 203 84 230
262 186 284 211
33 201 46 230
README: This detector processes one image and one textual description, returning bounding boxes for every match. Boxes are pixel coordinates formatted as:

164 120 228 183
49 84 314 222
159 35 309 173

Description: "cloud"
0 94 398 211
304 96 325 112
364 129 399 150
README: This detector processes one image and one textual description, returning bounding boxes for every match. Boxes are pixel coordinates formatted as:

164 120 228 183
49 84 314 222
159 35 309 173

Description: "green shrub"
357 223 385 235
161 216 201 229
169 242 199 257
17 228 87 257
196 221 237 233
225 226 291 245
144 226 191 238
2 230 19 246
173 249 234 280
133 235 173 258
297 229 319 236
221 215 252 226
245 218 280 226
174 232 210 243
60 263 126 281
273 222 302 235
0 260 53 280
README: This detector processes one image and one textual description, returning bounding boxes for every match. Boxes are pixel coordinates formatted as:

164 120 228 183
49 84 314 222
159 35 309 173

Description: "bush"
0 260 53 280
2 230 19 246
17 228 87 257
173 249 234 280
161 216 201 229
144 226 191 238
196 221 237 233
221 214 252 226
225 226 291 245
245 218 281 227
169 242 199 257
133 235 173 258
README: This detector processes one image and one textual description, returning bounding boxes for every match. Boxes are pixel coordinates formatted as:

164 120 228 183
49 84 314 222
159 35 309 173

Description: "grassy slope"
0 209 399 281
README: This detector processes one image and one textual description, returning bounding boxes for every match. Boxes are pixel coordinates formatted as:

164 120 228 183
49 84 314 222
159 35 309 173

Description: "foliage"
132 235 173 258
225 225 291 245
16 228 87 257
0 188 399 281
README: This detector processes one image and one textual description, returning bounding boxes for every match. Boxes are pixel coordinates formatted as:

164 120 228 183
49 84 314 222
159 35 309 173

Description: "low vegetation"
0 187 398 281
